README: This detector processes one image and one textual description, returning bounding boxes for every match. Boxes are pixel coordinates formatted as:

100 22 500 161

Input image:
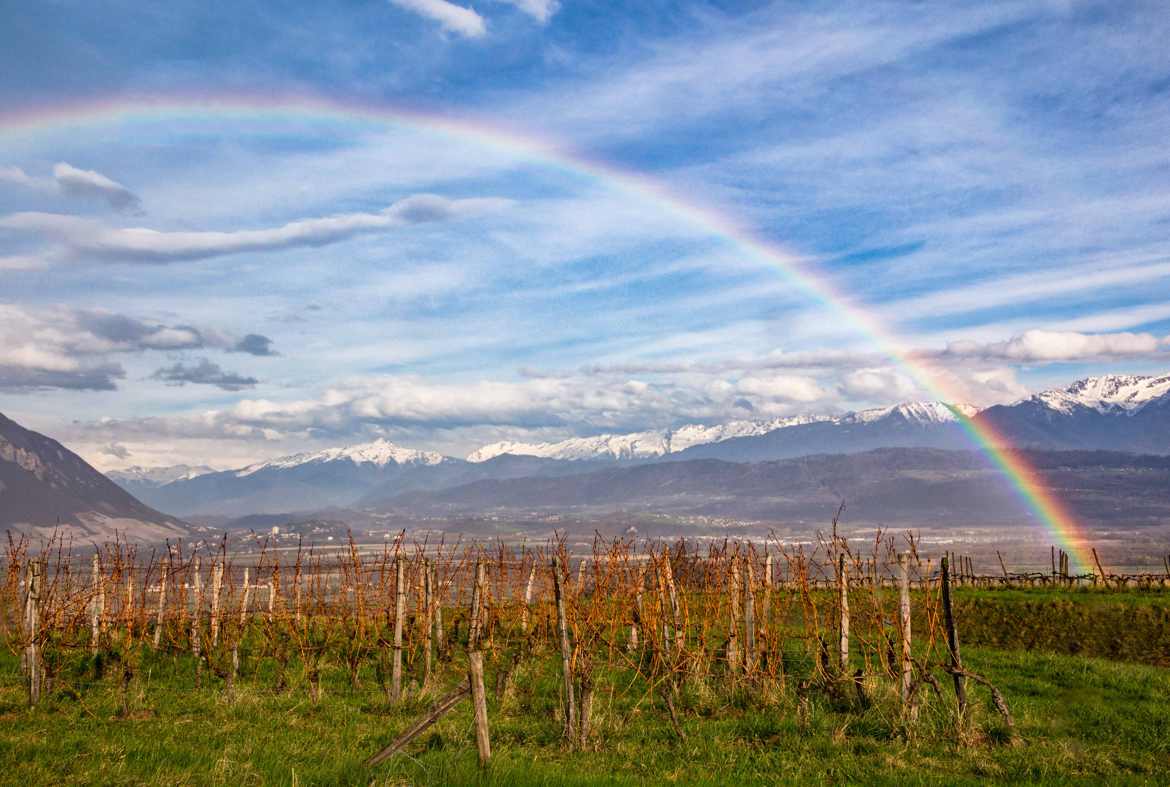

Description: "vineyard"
2 529 1170 785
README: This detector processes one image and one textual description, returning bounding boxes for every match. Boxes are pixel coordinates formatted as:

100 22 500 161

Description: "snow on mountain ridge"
465 405 972 463
1032 374 1170 415
235 438 445 477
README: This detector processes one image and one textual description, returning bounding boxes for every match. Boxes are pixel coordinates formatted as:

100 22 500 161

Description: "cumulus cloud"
945 329 1166 362
52 162 141 212
839 368 917 400
0 305 273 392
0 193 508 263
499 0 558 23
734 374 825 402
389 0 487 38
152 359 259 391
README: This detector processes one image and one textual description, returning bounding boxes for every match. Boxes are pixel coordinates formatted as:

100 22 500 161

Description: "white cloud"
389 0 487 38
1 194 509 263
945 329 1166 362
499 0 558 23
839 368 917 400
0 305 275 391
734 374 825 403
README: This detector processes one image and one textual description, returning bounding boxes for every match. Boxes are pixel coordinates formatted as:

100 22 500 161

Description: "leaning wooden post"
467 558 491 766
90 553 103 655
391 553 405 702
837 553 849 673
897 553 912 706
153 557 169 649
25 560 41 706
940 556 967 716
661 552 684 655
552 555 576 740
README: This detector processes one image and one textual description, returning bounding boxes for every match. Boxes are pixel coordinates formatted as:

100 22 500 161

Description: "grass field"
2 609 1169 785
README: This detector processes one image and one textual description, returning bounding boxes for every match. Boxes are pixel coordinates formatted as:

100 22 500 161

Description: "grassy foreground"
1 643 1168 786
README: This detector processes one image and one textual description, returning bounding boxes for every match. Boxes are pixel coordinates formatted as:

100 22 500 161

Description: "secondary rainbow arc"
0 93 1096 572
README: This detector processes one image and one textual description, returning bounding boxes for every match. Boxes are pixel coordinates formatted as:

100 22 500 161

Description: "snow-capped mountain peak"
1033 374 1170 415
236 438 446 477
467 431 669 463
841 401 976 425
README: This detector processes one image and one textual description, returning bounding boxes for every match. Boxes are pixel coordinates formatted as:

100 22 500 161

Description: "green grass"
1 640 1168 786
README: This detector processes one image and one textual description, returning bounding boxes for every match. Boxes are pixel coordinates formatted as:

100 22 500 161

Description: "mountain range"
108 372 1170 519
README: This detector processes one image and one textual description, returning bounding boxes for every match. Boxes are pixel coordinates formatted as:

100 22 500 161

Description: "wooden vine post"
25 560 41 706
467 557 491 767
153 557 168 649
897 553 912 706
837 553 849 673
552 554 576 741
392 552 405 702
90 553 103 655
940 556 967 716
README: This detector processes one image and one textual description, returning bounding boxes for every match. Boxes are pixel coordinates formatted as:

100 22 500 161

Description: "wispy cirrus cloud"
389 0 486 38
0 194 509 263
0 162 141 212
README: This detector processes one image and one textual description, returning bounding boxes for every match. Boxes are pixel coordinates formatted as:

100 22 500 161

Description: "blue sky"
1 0 1168 468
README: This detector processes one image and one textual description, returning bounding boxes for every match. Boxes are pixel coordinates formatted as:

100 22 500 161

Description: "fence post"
191 556 204 686
423 558 434 687
727 554 742 674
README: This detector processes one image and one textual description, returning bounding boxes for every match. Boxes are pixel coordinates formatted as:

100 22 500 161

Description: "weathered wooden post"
552 555 576 740
940 556 967 716
432 560 445 658
392 553 405 702
25 560 41 706
209 561 224 648
467 558 491 766
727 554 742 674
837 553 849 673
191 556 204 686
629 565 644 651
90 553 103 655
898 553 912 706
662 550 684 656
422 558 434 686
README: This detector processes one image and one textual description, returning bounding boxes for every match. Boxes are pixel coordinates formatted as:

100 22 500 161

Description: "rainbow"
0 93 1094 571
